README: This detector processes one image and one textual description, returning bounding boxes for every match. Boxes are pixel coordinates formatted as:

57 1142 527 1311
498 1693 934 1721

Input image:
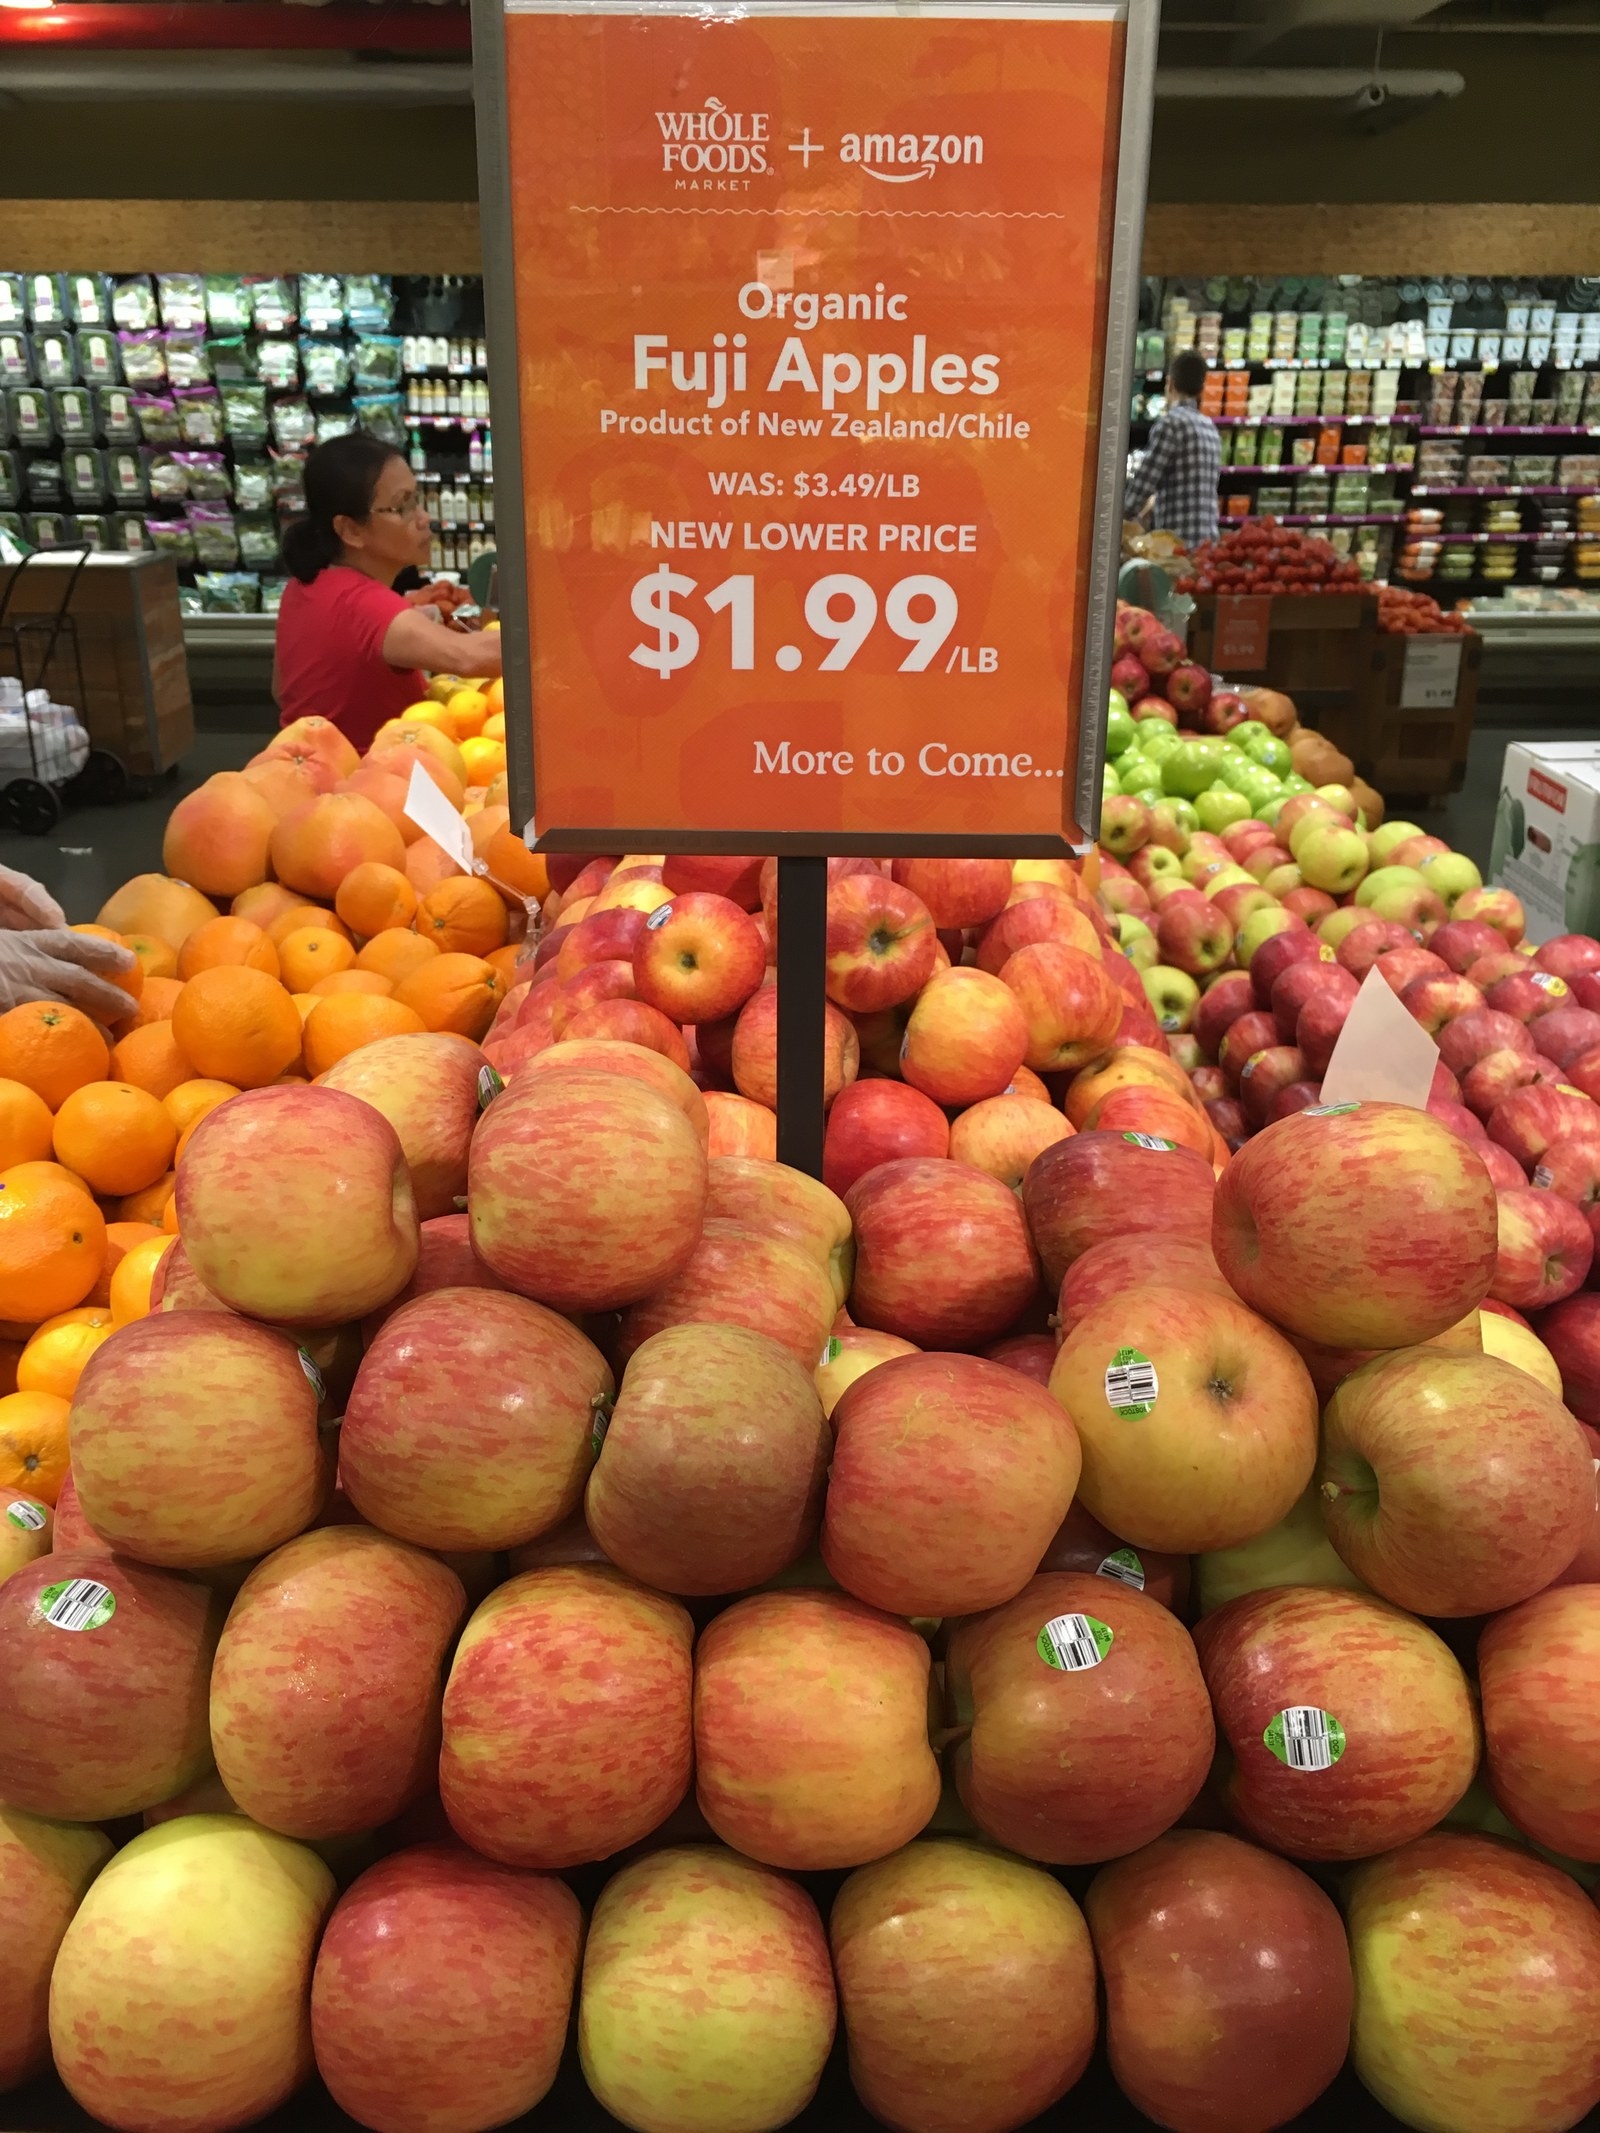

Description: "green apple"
1194 787 1252 834
1368 819 1425 864
1236 905 1300 965
1421 851 1482 908
1315 783 1358 817
1354 863 1427 910
1126 786 1163 809
1233 766 1284 814
1258 796 1286 827
1116 914 1158 969
1136 720 1183 761
1280 773 1313 796
1235 723 1292 776
1297 822 1370 896
1162 738 1226 799
1139 964 1201 1034
1105 698 1135 758
1147 797 1197 853
1262 864 1302 899
1318 906 1375 951
1114 751 1157 795
1102 763 1122 799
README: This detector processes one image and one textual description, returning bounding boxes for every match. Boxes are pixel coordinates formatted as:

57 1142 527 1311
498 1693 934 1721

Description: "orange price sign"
473 0 1157 854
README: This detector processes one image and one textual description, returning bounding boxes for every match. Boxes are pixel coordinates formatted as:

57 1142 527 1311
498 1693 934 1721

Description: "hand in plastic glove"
0 928 138 1023
0 863 66 932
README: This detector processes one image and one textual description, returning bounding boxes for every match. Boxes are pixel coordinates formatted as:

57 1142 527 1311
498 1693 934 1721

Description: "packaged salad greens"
133 393 181 445
0 454 19 510
175 386 223 446
70 514 109 550
145 451 187 502
232 459 271 512
301 338 351 397
0 277 24 328
27 459 64 504
165 331 211 388
106 449 145 502
204 276 251 333
97 387 138 443
237 516 279 568
196 571 262 612
112 276 158 330
188 503 239 565
52 389 93 441
147 517 195 564
255 337 299 391
0 331 30 384
271 396 314 451
353 393 404 447
247 276 296 334
76 328 118 385
207 338 251 385
221 384 268 444
314 410 354 444
32 330 76 387
65 448 104 504
68 274 112 327
111 513 150 553
354 335 403 390
156 273 206 332
118 331 166 386
174 451 230 500
345 275 394 330
8 387 51 445
25 276 67 326
299 274 344 332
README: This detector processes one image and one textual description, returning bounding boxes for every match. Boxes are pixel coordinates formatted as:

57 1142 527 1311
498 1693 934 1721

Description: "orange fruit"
0 1389 71 1505
418 876 509 958
484 677 504 714
118 973 185 1034
89 1219 162 1307
0 1003 109 1111
162 1191 181 1235
170 967 302 1088
356 932 438 985
403 837 462 901
117 1171 176 1227
71 924 144 1009
109 1021 194 1102
301 995 426 1077
4 1160 93 1201
0 1080 54 1171
0 1164 106 1321
176 916 280 982
336 862 418 938
96 876 219 954
110 1233 175 1325
459 736 506 787
52 1081 178 1197
266 903 353 949
447 689 492 740
484 710 506 741
309 971 394 999
393 954 505 1041
17 1305 115 1400
369 720 468 788
278 926 358 993
481 828 548 904
485 945 524 986
164 1079 239 1136
399 699 460 739
124 933 179 982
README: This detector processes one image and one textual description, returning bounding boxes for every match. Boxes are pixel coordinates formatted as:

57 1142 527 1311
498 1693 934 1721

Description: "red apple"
1467 950 1531 991
997 944 1122 1075
901 968 1027 1106
1269 1081 1324 1124
948 1093 1073 1191
1534 1127 1600 1230
1156 901 1234 977
945 1571 1213 1863
820 873 936 1015
440 1565 692 1866
1454 884 1526 943
1194 1585 1478 1858
470 1067 706 1311
1427 1095 1489 1149
618 1219 837 1371
1437 1007 1537 1079
1572 1044 1600 1104
1374 945 1449 996
1271 957 1352 1043
848 1158 1039 1350
586 1323 828 1595
1337 918 1426 986
311 1843 581 2133
1213 883 1277 932
832 1839 1095 2133
0 1811 111 2093
1482 1139 1530 1191
1345 1834 1600 2133
1492 1188 1594 1310
1219 1009 1279 1086
1049 1283 1317 1553
890 857 1012 930
320 1031 483 1224
1248 924 1328 1009
821 1079 948 1199
1036 1495 1191 1614
1431 917 1511 975
550 961 637 1037
975 892 1100 976
1538 934 1600 982
661 853 764 909
1489 1082 1599 1171
0 1549 219 1819
1243 842 1293 882
1480 1585 1600 1860
1400 970 1484 1035
1463 1046 1545 1121
1296 983 1361 1079
1529 1006 1600 1070
1214 1103 1498 1349
1485 967 1572 1025
1087 1830 1351 2133
822 1354 1080 1617
1022 1130 1215 1288
1056 1232 1227 1339
1190 1063 1226 1104
731 983 858 1110
561 996 691 1070
1321 1347 1593 1615
210 1529 468 1840
1195 971 1255 1061
554 904 648 983
632 892 765 1024
1282 886 1338 925
1110 653 1150 703
694 1589 939 1869
1238 1045 1308 1128
1541 1293 1600 1423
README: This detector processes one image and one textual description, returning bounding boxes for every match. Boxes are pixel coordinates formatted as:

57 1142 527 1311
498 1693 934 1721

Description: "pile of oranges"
0 679 545 1509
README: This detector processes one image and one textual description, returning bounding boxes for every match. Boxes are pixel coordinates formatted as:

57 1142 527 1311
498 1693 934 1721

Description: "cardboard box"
1491 741 1600 945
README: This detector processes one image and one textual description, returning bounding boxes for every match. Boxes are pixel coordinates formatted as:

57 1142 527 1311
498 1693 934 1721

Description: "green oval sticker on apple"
1036 1613 1114 1671
1264 1705 1346 1771
1096 1547 1145 1590
38 1577 116 1632
477 1063 504 1110
1105 1346 1158 1418
297 1348 326 1403
7 1498 47 1532
1121 1132 1176 1152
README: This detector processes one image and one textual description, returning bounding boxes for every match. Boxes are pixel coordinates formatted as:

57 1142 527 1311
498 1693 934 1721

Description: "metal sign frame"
471 0 1159 857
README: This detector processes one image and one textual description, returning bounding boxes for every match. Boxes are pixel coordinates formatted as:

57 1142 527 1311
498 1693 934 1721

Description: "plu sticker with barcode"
1105 1347 1158 1418
1036 1613 1114 1672
1531 971 1566 995
477 1063 504 1110
1533 1165 1554 1188
7 1499 47 1532
297 1349 326 1403
1302 1102 1360 1118
645 902 675 930
591 1393 614 1458
820 1337 842 1366
1097 1547 1145 1590
38 1578 116 1632
1264 1705 1346 1772
1121 1132 1176 1152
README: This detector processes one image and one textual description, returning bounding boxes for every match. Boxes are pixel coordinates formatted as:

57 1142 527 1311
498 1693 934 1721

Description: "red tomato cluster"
1173 518 1367 596
1377 586 1474 636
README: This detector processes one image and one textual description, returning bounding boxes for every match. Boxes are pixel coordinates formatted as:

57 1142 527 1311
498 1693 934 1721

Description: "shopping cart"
0 542 129 834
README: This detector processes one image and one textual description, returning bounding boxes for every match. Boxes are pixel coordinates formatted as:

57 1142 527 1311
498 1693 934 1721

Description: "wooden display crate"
1188 591 1379 723
0 554 193 778
1354 630 1481 802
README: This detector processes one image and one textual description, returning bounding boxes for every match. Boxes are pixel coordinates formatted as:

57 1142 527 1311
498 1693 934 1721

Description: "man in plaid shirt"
1124 349 1221 550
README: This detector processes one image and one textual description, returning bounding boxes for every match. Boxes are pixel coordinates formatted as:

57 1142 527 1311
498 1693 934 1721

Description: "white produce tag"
403 760 475 874
1318 965 1439 1112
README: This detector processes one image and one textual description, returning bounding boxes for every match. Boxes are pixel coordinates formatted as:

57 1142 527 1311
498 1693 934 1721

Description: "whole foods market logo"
656 97 771 176
842 130 986 185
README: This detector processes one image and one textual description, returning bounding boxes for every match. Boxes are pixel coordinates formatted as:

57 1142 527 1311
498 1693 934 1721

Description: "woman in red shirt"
274 432 502 753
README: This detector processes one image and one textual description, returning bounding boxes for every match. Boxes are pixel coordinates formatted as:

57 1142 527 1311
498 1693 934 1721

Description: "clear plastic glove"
0 928 138 1022
0 863 66 932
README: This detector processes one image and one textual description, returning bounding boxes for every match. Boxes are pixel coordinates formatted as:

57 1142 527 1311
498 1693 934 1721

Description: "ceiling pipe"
0 3 471 48
1155 65 1464 96
0 50 473 95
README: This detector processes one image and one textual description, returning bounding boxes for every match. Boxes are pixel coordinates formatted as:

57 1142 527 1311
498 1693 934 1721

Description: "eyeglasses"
370 493 430 521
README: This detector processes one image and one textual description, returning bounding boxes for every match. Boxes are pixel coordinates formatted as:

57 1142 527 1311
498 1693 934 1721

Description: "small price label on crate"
1400 636 1464 710
1212 594 1272 670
